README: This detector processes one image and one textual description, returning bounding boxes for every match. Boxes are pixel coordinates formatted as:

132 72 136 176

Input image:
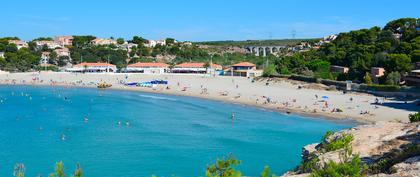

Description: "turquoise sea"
0 85 354 177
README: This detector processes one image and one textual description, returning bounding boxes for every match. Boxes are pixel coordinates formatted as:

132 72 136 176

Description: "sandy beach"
0 72 416 123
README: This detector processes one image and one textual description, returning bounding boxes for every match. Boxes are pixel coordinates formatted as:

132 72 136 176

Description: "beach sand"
0 72 416 123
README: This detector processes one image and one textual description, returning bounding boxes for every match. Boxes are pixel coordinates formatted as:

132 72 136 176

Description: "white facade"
54 48 71 57
0 52 4 58
126 63 169 74
91 38 117 45
40 52 50 64
66 62 117 73
8 40 28 49
35 41 61 49
144 40 166 48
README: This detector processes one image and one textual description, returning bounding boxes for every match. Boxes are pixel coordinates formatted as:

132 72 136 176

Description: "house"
8 40 28 49
66 62 117 73
224 62 262 77
0 52 4 58
144 40 166 48
54 36 73 46
35 40 61 49
172 62 222 74
54 47 71 57
330 65 349 73
118 43 138 52
405 70 420 87
126 62 169 74
371 67 385 77
91 38 117 45
40 52 50 64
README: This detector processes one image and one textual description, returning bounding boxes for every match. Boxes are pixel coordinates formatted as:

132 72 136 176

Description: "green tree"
387 54 412 73
205 155 241 177
363 72 373 84
409 112 420 123
166 38 176 45
385 71 401 85
263 64 276 77
260 166 276 177
49 51 58 65
131 36 148 44
117 38 125 45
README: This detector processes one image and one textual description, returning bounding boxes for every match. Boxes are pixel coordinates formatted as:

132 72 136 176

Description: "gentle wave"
137 94 177 101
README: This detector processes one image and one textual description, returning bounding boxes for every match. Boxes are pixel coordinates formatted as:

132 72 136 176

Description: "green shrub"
299 153 320 173
263 64 276 77
205 154 241 177
320 132 353 152
309 155 364 177
409 112 420 122
364 72 373 84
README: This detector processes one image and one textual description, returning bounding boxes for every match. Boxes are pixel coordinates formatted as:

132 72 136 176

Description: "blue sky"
2 0 419 41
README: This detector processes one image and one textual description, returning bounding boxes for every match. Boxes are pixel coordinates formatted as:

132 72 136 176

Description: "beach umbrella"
322 96 329 99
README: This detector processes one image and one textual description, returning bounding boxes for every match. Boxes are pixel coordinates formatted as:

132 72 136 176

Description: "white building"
40 52 50 64
54 36 74 46
144 39 166 48
35 40 61 49
126 62 169 74
91 38 117 45
0 52 4 58
8 40 28 49
66 62 117 73
54 47 71 57
118 42 138 52
172 62 222 74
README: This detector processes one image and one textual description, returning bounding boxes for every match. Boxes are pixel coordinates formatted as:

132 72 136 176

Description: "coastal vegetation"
409 112 420 122
320 131 353 152
12 161 82 177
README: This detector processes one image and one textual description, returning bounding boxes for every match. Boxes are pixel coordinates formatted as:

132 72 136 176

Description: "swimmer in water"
231 112 235 120
117 121 122 126
61 134 66 141
125 121 130 126
84 116 89 123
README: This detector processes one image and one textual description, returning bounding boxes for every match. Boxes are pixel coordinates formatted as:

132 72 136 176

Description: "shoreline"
0 82 363 125
0 72 415 124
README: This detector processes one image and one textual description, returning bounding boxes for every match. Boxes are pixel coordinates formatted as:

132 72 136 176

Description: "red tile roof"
74 62 116 67
232 62 256 67
175 62 221 68
128 62 169 68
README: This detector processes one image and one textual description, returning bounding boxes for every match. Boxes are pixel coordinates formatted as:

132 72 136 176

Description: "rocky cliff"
283 121 420 177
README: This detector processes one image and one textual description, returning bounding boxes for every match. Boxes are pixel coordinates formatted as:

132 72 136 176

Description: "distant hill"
195 38 320 46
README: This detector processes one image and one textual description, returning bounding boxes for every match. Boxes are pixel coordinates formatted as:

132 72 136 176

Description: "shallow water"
0 85 354 177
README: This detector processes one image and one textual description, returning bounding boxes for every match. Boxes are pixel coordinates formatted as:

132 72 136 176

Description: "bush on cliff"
409 112 420 123
309 155 365 177
320 131 354 152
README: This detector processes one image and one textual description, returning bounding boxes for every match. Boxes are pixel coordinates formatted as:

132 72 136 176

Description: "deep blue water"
0 85 353 177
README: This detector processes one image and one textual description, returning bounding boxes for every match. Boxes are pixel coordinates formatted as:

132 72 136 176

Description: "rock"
283 122 420 176
370 156 420 177
302 143 318 160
